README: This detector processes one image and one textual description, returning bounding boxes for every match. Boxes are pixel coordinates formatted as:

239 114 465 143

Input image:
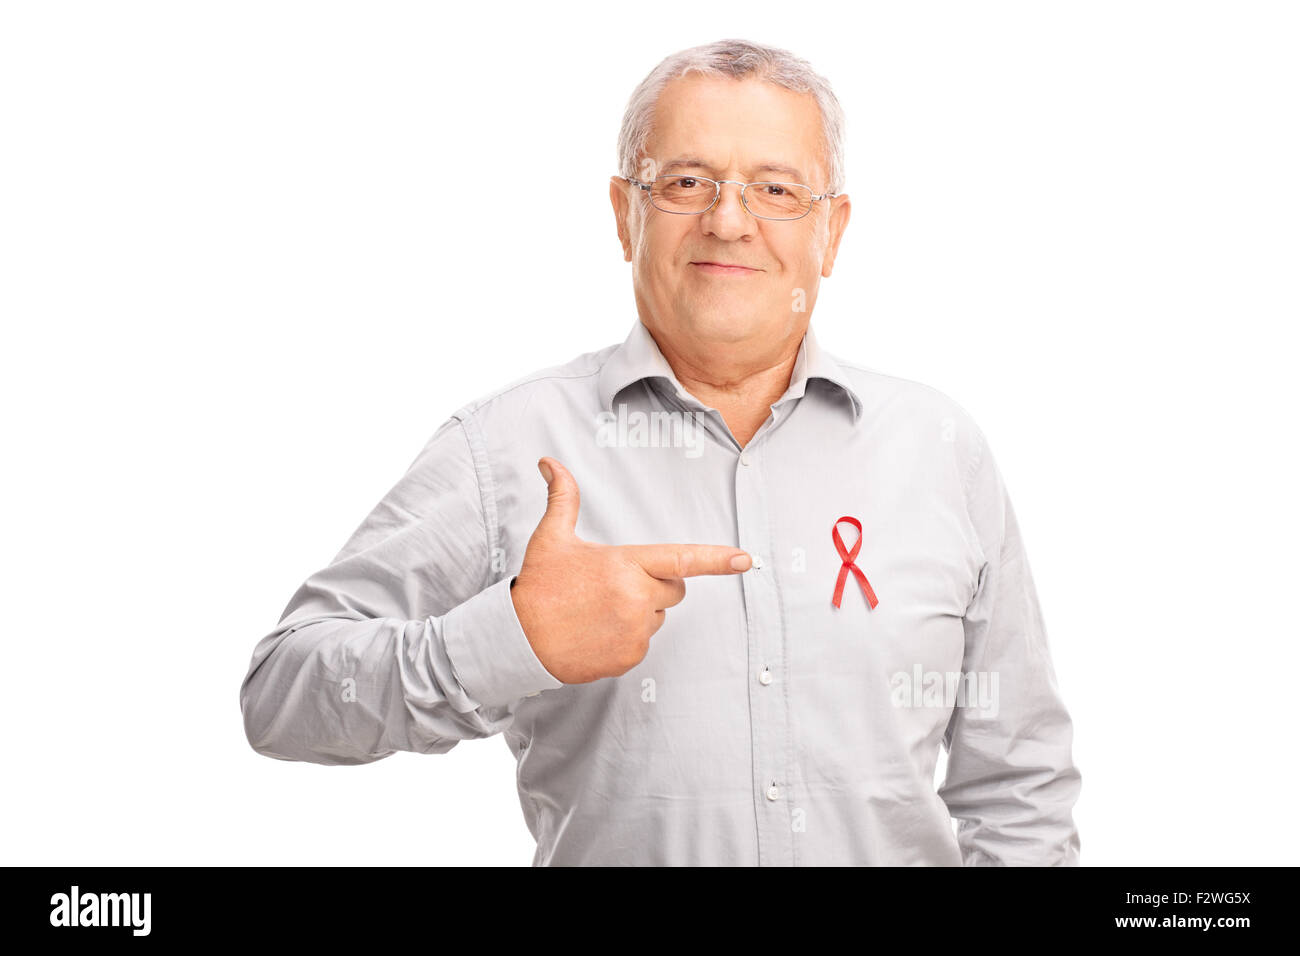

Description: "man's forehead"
643 75 826 184
657 157 810 183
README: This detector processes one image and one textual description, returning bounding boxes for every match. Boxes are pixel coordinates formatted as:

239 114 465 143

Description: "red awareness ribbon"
831 515 879 610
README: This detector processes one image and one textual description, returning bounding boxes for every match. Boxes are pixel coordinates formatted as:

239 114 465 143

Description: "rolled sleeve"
442 574 564 709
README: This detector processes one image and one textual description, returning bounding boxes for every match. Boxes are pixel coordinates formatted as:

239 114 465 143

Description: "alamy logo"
595 403 706 459
49 885 151 936
889 665 1000 719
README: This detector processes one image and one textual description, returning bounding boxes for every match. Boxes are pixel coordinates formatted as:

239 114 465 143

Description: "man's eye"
763 184 788 196
676 177 700 188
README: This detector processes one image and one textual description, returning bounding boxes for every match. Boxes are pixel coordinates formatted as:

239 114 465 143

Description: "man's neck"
647 321 805 448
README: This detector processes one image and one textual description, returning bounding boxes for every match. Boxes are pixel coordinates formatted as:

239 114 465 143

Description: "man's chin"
675 308 774 342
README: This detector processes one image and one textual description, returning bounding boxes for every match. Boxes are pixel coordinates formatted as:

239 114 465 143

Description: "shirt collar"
597 319 863 424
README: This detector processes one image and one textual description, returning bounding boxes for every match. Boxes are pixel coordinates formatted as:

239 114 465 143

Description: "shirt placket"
734 431 795 866
649 377 801 866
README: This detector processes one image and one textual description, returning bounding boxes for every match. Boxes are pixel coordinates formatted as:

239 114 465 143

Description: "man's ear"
609 176 633 262
821 193 851 278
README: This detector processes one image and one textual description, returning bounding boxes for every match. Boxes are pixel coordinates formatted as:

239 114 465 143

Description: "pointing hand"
509 456 752 684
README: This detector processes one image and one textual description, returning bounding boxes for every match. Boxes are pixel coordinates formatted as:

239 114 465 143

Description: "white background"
2 1 1296 865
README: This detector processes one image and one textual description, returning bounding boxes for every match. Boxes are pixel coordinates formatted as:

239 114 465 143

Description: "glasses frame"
625 175 838 221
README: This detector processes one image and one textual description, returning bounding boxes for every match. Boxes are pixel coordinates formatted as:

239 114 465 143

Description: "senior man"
240 38 1082 866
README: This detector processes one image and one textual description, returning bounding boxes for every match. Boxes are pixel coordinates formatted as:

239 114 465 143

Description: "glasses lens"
650 176 717 214
744 182 813 220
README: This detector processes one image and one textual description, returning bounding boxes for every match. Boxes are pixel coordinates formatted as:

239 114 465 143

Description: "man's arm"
238 415 563 765
938 424 1083 865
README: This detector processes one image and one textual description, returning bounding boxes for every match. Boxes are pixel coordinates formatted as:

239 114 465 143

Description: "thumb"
534 456 581 539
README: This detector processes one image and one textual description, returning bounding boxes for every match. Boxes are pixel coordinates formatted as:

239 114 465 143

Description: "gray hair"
616 38 846 194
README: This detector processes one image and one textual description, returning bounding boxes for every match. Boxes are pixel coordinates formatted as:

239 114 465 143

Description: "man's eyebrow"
658 159 809 182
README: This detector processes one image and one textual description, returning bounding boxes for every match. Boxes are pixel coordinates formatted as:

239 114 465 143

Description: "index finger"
622 543 752 579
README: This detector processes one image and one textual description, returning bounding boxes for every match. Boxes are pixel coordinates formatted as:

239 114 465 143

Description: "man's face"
611 74 851 349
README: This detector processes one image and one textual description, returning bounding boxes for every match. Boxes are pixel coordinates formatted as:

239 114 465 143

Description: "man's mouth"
690 261 761 276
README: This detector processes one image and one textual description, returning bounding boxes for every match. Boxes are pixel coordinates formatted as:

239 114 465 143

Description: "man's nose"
700 180 755 238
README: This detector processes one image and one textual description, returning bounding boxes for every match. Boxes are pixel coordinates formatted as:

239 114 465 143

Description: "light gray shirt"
239 318 1082 866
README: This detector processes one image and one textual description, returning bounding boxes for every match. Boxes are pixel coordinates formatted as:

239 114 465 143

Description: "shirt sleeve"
238 414 564 765
937 424 1083 865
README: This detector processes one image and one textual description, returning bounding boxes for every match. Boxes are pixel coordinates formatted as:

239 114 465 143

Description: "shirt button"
739 453 752 466
766 785 781 801
758 669 773 685
751 555 764 569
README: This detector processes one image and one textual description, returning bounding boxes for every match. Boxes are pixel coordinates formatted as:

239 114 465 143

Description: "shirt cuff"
442 575 564 708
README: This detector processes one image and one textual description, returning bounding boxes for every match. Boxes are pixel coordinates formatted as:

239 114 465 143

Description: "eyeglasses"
626 175 837 221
